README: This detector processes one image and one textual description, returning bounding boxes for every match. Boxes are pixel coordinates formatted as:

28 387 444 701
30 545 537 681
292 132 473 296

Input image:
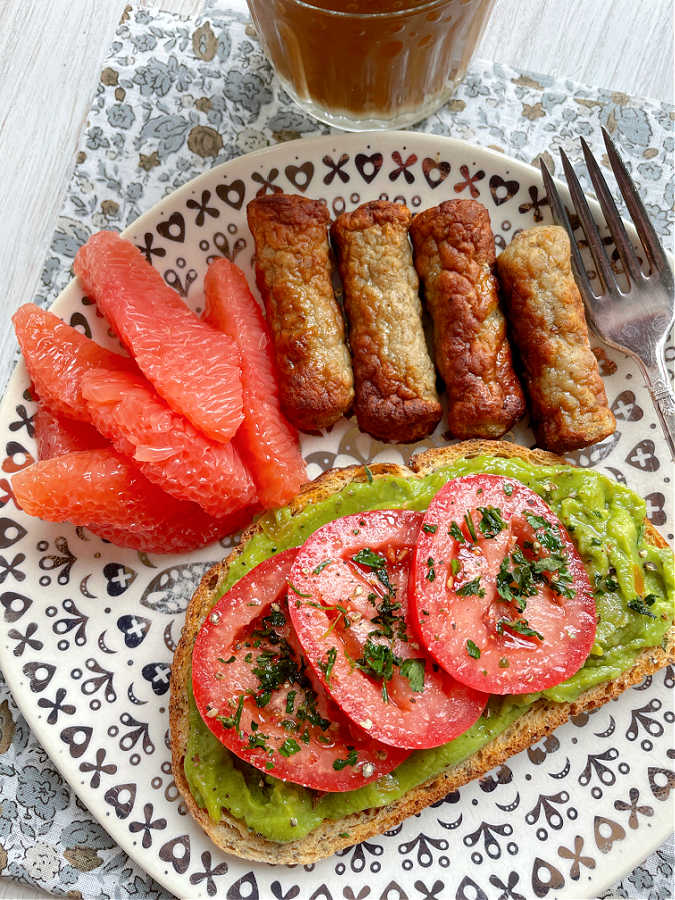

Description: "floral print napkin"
0 2 673 897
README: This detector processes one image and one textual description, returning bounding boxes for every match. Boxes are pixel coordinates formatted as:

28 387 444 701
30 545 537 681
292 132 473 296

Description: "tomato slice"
192 549 409 791
288 511 487 749
410 474 597 694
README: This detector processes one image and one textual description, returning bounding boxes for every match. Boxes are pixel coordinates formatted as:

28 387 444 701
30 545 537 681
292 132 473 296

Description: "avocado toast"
170 440 675 863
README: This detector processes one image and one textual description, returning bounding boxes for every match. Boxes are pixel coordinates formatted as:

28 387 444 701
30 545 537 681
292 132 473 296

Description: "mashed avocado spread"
184 455 674 842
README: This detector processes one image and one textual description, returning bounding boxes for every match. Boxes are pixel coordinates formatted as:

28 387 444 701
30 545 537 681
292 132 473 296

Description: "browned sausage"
331 201 441 443
496 225 616 453
410 199 526 439
247 194 354 432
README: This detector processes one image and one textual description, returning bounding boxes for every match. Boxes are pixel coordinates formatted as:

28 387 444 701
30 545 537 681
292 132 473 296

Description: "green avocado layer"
184 455 674 843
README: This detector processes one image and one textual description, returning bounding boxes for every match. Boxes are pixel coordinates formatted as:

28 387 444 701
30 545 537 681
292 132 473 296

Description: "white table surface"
0 1 673 897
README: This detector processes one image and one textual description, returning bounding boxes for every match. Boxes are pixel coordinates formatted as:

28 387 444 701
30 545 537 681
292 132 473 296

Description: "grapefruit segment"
74 231 244 443
12 450 232 554
13 303 136 422
203 259 306 507
80 368 257 518
34 405 108 459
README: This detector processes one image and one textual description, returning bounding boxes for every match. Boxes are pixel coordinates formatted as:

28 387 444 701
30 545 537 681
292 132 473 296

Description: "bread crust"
247 194 354 432
410 201 526 439
170 439 674 864
496 225 616 453
331 201 441 443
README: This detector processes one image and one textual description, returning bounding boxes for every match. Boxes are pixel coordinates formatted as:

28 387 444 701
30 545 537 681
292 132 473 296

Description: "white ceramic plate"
0 132 672 900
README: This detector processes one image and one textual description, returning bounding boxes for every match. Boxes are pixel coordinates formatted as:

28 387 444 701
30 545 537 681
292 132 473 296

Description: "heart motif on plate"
354 152 383 183
156 212 186 243
215 178 246 210
489 174 519 205
284 162 314 192
422 157 451 189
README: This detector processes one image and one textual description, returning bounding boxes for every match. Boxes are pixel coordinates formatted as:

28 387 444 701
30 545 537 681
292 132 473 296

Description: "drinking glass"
246 0 496 131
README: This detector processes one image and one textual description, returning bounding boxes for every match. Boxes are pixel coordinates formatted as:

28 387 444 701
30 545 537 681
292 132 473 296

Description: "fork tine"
559 148 620 296
602 127 669 274
580 136 642 284
539 159 597 301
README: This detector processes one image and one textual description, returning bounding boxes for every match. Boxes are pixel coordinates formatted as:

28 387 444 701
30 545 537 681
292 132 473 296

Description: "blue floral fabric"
0 2 673 897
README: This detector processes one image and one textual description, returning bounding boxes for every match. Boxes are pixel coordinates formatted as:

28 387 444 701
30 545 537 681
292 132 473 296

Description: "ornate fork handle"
640 356 675 460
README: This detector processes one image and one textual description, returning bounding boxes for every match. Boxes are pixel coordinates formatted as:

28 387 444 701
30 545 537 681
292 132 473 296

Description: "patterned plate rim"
0 130 671 900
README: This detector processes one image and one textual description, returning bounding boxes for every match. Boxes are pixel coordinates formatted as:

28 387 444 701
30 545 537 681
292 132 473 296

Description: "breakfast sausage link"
496 225 616 453
410 199 526 439
247 194 354 432
331 201 442 443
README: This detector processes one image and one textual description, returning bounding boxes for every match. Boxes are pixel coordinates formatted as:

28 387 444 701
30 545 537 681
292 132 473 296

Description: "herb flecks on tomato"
289 510 487 749
410 475 597 695
192 549 409 790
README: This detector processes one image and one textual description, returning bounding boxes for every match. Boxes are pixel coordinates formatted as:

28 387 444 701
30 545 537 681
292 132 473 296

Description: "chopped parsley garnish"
448 521 465 543
317 646 337 681
425 557 436 582
525 513 549 530
422 523 438 534
370 593 407 641
525 513 563 552
466 639 481 659
464 513 478 542
333 748 358 770
287 582 311 598
278 738 301 757
503 483 514 496
312 559 333 575
218 655 236 664
531 555 565 573
285 690 296 714
353 548 386 568
264 608 286 628
628 596 657 618
400 658 425 692
248 731 273 753
352 548 395 595
450 558 460 576
357 639 398 701
252 647 299 703
478 506 507 538
217 694 244 732
457 577 485 597
363 465 373 483
496 617 543 640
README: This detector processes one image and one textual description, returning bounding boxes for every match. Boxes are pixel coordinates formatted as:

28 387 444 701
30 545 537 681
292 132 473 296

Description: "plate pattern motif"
0 134 673 900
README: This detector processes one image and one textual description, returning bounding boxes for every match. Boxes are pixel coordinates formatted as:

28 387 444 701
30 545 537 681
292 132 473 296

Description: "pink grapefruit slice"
203 259 306 507
34 404 107 459
13 303 136 422
74 231 243 443
80 368 257 518
12 449 235 554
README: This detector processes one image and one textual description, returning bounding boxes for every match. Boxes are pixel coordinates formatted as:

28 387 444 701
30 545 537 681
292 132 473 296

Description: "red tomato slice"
288 511 487 749
192 549 409 791
410 474 597 694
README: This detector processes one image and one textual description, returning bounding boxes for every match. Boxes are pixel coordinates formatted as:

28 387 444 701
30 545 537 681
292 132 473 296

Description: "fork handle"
639 355 675 461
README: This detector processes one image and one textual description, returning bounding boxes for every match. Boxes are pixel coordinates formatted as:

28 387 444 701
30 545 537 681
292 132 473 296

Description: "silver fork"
539 127 675 459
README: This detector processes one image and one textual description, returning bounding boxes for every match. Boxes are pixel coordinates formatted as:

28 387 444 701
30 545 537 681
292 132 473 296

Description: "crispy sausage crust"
331 201 441 443
410 199 526 439
496 225 616 453
247 194 354 432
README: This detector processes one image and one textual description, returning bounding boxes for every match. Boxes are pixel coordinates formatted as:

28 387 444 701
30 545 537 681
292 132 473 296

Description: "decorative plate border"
0 132 672 900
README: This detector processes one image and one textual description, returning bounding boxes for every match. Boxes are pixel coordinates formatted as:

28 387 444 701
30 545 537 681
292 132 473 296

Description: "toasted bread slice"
170 440 674 864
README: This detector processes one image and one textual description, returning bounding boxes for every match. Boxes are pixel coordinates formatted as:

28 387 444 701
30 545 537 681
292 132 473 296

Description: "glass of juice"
246 0 495 131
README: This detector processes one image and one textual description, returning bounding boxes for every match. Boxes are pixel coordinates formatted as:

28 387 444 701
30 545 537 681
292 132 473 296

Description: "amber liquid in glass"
247 0 494 129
